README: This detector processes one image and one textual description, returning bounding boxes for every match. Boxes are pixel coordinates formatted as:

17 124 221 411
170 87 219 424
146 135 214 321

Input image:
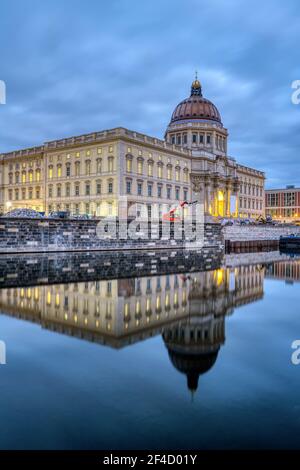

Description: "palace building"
0 76 265 218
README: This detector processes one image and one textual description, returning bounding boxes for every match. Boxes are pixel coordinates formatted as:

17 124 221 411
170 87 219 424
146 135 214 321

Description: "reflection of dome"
162 318 223 393
169 78 222 125
167 347 219 392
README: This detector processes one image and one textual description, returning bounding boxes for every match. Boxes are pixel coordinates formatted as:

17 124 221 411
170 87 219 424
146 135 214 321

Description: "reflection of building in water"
0 265 264 395
265 260 300 283
0 266 264 350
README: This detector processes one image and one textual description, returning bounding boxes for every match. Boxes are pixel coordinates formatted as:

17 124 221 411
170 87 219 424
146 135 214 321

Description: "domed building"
0 75 265 219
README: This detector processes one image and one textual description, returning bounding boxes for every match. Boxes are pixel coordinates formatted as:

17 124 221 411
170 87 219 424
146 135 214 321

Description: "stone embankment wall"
224 225 300 241
0 217 223 254
0 248 224 288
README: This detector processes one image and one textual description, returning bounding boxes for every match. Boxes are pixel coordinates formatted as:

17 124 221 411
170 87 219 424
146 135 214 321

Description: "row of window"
8 160 41 171
266 192 298 207
8 169 41 184
8 187 41 201
47 158 114 179
239 183 263 197
125 158 189 182
48 180 114 198
169 132 226 150
239 198 263 211
126 180 188 200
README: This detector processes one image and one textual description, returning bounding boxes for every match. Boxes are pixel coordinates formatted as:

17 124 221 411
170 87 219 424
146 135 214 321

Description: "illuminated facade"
265 186 300 222
0 77 265 218
0 263 265 391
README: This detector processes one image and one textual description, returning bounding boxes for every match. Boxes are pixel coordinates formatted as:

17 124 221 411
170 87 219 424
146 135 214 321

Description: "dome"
167 348 219 392
169 78 222 125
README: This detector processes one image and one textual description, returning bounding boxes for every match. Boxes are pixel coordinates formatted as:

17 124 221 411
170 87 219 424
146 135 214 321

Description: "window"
48 186 53 198
158 165 163 178
108 181 113 194
29 171 33 183
75 162 80 177
65 183 70 197
167 186 171 199
66 163 71 177
15 189 19 200
167 166 172 180
192 134 197 144
109 146 113 153
148 184 153 197
57 185 61 198
183 170 188 183
176 135 181 145
96 158 102 173
85 203 90 214
148 163 153 177
126 158 132 173
97 148 102 155
85 183 90 196
28 188 33 199
157 185 162 198
108 157 114 172
15 172 19 184
22 188 26 199
75 183 80 197
86 150 91 157
96 180 101 195
36 169 41 182
137 182 142 196
85 160 91 176
183 189 188 200
9 173 13 185
8 189 13 200
175 169 180 181
57 165 62 178
207 134 211 144
36 187 40 199
183 133 187 144
137 160 143 175
171 135 175 144
199 134 204 144
175 188 180 200
75 204 80 215
22 171 26 183
126 180 132 194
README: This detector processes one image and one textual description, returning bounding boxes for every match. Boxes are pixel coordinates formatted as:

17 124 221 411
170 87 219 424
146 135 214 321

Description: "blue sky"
0 0 299 188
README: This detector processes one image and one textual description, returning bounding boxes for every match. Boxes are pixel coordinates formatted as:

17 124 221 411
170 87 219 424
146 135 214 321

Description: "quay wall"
224 225 300 242
0 217 223 254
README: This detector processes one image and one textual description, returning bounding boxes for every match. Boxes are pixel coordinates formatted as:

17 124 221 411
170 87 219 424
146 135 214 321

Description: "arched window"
48 165 53 179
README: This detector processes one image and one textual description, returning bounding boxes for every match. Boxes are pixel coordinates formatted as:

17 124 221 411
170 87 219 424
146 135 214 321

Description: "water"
0 251 300 450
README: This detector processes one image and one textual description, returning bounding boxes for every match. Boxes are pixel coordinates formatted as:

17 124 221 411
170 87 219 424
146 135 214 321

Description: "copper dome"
169 80 222 125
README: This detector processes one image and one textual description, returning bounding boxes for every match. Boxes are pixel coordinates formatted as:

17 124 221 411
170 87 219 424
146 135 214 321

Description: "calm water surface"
0 252 300 449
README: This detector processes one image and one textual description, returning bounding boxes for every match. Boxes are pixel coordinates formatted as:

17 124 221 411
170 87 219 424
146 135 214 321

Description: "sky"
0 0 299 189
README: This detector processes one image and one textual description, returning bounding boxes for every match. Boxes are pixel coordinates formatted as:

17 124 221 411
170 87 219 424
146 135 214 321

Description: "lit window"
148 163 153 177
126 158 132 173
158 165 162 178
137 160 143 174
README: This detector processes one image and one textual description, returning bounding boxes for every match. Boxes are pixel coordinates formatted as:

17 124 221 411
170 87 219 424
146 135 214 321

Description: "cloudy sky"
0 0 299 188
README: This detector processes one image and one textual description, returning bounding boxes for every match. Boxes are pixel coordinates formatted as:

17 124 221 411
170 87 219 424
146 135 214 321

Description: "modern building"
0 77 265 219
265 186 300 222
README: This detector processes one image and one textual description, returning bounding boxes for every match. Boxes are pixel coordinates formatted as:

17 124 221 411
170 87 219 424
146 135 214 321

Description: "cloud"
0 0 299 188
